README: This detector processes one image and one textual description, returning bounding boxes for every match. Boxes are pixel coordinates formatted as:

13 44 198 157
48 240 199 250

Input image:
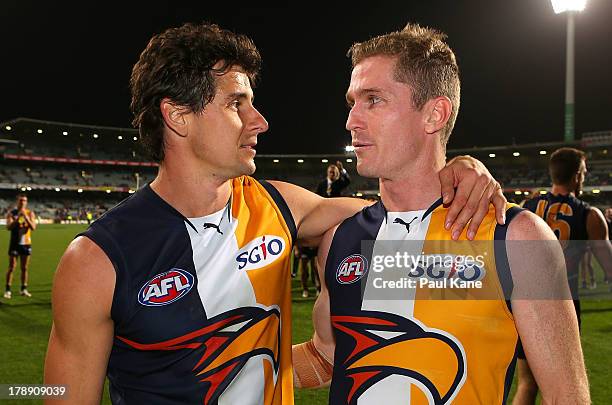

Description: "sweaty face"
345 56 426 180
188 65 268 179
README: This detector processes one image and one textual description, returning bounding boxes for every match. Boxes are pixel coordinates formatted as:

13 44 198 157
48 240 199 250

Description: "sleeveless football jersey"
79 176 296 405
9 208 33 245
523 192 590 298
326 199 522 405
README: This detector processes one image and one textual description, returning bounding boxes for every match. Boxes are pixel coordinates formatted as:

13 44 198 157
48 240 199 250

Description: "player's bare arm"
44 236 115 404
269 180 370 241
508 211 590 404
292 225 338 388
6 211 17 230
586 207 612 280
272 155 507 242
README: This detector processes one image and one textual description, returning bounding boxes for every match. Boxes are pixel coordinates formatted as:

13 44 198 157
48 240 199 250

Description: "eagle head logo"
117 306 281 405
332 312 466 404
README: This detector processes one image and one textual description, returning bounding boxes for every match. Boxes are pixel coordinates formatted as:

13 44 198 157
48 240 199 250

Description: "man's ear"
424 96 452 135
160 98 189 138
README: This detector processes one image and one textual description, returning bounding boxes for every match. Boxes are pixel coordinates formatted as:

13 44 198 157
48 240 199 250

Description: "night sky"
2 1 611 154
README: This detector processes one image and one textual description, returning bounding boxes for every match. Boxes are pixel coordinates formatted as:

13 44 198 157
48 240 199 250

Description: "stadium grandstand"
1 117 611 222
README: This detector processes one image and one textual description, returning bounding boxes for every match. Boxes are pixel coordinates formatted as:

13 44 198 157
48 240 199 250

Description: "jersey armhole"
493 206 524 315
259 180 298 244
77 225 128 326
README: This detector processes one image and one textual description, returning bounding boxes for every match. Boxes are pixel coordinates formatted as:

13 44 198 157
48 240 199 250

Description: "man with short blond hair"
295 23 590 404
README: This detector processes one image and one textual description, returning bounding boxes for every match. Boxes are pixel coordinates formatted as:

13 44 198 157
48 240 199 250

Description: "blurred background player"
316 161 351 197
516 147 612 405
606 207 612 283
296 242 320 298
580 246 595 289
4 194 36 299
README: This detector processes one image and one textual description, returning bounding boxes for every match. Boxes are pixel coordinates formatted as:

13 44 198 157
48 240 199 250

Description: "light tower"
550 0 588 142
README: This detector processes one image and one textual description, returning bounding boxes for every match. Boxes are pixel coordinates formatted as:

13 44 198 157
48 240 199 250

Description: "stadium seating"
1 118 611 219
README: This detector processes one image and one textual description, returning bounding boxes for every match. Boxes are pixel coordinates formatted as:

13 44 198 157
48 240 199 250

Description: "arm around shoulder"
267 180 370 241
44 236 116 404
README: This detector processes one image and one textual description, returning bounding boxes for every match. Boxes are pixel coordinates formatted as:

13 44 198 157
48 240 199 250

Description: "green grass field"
1 224 610 404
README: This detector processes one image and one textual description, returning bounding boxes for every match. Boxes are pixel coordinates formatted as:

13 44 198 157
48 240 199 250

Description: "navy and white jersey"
325 199 522 405
523 192 590 297
79 177 296 405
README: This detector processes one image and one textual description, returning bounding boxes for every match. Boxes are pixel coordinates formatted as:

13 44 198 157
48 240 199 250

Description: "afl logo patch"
138 268 194 307
336 254 368 284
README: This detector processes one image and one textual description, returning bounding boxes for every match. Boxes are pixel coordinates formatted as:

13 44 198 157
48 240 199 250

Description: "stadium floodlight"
37 129 43 134
77 189 83 193
129 189 135 194
551 0 588 141
345 145 355 152
346 158 353 163
551 0 587 13
592 189 601 194
20 187 26 191
5 125 11 130
513 152 520 157
54 187 60 192
297 159 304 163
106 189 112 194
321 159 329 163
62 131 68 135
355 192 363 197
26 186 32 191
118 135 123 140
488 153 496 158
93 133 99 139
540 190 548 194
524 191 529 195
540 150 547 155
514 190 523 195
273 159 280 163
133 136 138 141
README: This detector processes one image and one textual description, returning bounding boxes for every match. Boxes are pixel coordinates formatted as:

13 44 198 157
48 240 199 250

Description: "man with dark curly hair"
44 22 507 404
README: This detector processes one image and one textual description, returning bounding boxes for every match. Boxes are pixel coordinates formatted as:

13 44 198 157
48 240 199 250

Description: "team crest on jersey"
337 254 369 284
235 235 286 271
138 268 194 307
332 312 467 404
117 306 281 405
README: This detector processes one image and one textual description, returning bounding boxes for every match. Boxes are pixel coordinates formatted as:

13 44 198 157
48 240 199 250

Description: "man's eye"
230 100 241 109
368 96 381 105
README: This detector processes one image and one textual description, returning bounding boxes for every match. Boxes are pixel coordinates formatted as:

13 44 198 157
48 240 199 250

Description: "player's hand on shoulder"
439 155 506 240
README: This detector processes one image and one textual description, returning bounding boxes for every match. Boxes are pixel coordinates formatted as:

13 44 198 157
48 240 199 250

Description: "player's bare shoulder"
53 236 115 313
507 209 558 241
